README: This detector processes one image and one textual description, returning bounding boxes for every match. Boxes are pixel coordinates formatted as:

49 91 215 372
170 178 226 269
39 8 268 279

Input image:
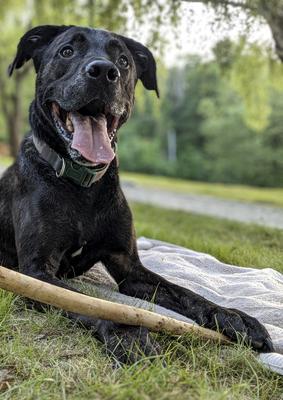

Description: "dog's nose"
86 60 120 83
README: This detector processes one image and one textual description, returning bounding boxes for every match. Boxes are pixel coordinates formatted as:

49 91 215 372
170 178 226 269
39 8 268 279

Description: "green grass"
0 156 13 168
132 203 283 272
0 204 283 399
122 172 283 208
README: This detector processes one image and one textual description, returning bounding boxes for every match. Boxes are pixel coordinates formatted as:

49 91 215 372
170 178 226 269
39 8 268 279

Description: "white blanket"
74 237 283 376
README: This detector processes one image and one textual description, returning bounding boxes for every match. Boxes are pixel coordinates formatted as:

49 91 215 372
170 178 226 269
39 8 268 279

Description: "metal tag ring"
56 158 66 178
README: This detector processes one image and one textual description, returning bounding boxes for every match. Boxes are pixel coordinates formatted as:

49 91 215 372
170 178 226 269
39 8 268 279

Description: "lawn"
0 156 13 168
0 203 282 399
121 172 283 208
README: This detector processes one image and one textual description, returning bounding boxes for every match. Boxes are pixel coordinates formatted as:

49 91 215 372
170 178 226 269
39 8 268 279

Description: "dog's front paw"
104 324 161 365
214 308 273 352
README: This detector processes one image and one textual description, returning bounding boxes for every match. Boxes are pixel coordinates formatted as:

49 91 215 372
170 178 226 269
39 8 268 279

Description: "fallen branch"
0 265 230 344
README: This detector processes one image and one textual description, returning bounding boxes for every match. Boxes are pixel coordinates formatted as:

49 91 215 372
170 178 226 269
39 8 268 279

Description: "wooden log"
0 265 230 344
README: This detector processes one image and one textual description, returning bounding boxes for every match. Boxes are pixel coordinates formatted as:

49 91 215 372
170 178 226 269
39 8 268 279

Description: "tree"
0 17 34 158
182 0 283 62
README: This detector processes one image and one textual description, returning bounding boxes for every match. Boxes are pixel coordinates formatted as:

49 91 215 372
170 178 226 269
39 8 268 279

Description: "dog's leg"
11 198 160 364
102 251 274 352
17 263 158 363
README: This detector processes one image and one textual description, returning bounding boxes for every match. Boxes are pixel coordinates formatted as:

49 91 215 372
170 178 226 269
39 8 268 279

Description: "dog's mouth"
51 101 121 165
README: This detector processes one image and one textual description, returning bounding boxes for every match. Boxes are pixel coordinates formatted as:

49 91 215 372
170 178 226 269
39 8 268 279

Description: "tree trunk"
9 84 22 157
8 73 22 158
258 1 283 62
88 0 95 26
7 116 20 159
0 68 28 159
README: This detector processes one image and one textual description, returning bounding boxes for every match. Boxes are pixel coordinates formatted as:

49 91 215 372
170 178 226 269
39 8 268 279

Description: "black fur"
0 25 273 363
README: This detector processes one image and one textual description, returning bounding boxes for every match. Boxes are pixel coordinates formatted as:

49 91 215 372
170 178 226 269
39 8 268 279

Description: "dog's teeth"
109 132 115 141
108 129 117 141
66 114 74 133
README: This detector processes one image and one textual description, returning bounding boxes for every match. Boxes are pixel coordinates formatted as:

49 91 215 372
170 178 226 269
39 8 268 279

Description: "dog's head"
9 25 159 166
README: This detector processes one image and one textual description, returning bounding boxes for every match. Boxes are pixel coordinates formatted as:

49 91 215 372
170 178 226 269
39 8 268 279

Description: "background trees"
119 42 283 187
183 1 283 62
1 1 283 187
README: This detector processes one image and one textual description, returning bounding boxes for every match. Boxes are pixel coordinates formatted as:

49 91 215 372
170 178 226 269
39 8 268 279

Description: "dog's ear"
117 35 159 98
8 25 72 76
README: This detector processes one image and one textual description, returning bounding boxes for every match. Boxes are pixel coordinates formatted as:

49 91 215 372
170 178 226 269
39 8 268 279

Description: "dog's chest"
62 215 109 264
69 197 117 245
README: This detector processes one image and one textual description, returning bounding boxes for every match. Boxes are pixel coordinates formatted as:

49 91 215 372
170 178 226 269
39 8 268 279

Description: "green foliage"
229 44 270 131
119 43 283 188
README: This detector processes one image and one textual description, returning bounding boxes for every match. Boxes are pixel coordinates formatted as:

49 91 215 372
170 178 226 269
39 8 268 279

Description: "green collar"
33 135 115 188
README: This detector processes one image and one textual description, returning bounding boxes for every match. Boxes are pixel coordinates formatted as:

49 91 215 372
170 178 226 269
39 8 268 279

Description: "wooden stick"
0 265 230 344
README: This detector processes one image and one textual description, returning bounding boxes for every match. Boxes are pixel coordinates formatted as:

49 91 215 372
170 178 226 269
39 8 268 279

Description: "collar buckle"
60 159 109 188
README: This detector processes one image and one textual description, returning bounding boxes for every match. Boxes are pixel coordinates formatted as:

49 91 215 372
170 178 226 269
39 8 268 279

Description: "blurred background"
1 0 283 189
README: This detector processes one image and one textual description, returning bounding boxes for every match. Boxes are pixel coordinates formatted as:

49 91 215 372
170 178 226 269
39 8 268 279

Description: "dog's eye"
60 46 74 58
118 55 129 68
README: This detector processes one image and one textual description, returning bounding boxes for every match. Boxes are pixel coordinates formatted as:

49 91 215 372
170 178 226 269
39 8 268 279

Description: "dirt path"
122 181 283 230
2 164 283 229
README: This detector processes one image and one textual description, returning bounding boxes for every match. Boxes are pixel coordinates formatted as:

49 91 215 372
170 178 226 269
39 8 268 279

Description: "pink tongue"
70 112 115 164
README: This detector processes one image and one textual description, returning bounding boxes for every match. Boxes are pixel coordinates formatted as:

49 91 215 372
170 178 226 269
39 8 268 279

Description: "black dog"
0 25 273 363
